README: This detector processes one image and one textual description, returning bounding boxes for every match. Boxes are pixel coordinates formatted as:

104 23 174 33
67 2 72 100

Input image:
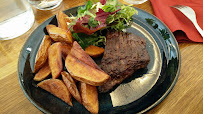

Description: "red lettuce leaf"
95 8 120 23
73 15 106 35
100 0 106 5
73 8 120 35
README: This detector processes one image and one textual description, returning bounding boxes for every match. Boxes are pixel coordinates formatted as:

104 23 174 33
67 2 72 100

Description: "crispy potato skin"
85 45 104 58
79 82 98 114
33 35 51 73
46 24 73 44
67 41 101 113
37 79 73 106
57 11 70 30
61 71 81 104
65 41 110 86
34 12 108 112
33 61 51 81
65 54 109 86
48 42 63 79
61 43 72 60
71 42 101 70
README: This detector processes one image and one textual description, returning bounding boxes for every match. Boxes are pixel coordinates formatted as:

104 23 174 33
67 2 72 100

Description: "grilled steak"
98 31 150 93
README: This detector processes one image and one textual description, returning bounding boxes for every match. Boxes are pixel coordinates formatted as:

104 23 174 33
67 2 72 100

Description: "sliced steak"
98 31 150 93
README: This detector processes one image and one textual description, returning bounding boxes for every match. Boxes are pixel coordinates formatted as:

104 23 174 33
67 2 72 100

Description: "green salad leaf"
102 0 117 12
72 32 106 49
70 0 138 49
88 17 99 28
106 4 138 30
77 1 94 18
88 0 100 3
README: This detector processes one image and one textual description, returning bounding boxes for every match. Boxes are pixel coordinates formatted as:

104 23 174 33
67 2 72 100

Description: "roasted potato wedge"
61 43 72 60
48 42 63 79
37 79 73 106
56 11 71 30
79 82 98 114
46 24 56 28
85 45 104 58
33 35 51 73
46 24 73 44
71 42 100 70
61 71 81 104
65 54 110 86
33 61 51 81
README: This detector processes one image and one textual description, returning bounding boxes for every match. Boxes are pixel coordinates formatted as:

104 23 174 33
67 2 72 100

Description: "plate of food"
18 0 181 113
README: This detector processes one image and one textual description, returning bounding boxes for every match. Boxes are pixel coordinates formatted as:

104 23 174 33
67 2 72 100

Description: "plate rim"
135 8 181 113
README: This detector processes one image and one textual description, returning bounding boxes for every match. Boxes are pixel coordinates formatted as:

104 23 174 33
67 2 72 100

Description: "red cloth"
150 0 203 43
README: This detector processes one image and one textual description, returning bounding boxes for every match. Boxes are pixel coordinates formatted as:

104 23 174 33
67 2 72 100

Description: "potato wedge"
33 61 51 81
70 41 100 70
56 11 71 30
85 45 104 58
79 82 98 114
61 71 81 104
33 35 51 73
46 24 56 28
37 79 73 106
65 54 109 86
48 42 63 79
61 43 72 60
46 24 73 44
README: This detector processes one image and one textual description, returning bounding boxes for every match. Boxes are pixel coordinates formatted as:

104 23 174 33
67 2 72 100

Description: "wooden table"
0 0 202 113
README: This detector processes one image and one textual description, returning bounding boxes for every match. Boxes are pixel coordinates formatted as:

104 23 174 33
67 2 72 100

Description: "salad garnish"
68 0 138 49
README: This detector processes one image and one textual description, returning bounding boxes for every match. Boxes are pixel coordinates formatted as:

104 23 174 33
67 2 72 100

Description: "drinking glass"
0 0 35 40
28 0 63 10
123 0 148 4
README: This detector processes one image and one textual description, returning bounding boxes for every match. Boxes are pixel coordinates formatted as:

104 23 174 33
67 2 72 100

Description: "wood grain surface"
0 0 203 114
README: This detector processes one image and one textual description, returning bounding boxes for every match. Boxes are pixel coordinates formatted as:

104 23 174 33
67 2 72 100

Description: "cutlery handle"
193 21 203 37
